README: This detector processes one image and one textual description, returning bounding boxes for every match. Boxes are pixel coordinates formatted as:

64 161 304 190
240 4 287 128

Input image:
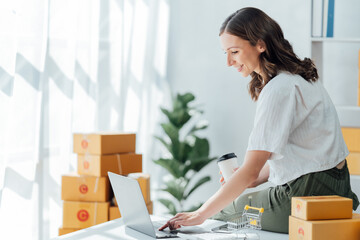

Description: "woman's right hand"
158 211 206 231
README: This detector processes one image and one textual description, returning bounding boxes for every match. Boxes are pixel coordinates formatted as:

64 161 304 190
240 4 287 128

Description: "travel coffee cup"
217 153 238 182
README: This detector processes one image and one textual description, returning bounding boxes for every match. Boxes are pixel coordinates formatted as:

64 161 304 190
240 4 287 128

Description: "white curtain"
0 0 171 239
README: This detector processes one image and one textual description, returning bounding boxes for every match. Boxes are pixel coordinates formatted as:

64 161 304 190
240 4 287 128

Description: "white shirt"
247 72 349 185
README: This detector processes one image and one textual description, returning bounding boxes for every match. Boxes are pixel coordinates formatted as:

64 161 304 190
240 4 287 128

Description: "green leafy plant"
154 92 217 215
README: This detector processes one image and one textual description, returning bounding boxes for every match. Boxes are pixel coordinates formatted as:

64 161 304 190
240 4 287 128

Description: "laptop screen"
108 172 157 238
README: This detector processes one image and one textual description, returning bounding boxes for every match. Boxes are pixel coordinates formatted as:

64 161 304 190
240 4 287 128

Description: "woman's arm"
197 150 270 218
248 162 270 188
159 150 270 230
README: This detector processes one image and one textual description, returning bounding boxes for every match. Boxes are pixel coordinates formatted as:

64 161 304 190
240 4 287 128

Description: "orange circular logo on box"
81 140 88 149
298 227 304 240
79 184 88 194
77 209 89 222
296 203 301 212
83 160 90 169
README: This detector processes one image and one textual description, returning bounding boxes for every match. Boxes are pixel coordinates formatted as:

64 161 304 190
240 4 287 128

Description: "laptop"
108 172 180 239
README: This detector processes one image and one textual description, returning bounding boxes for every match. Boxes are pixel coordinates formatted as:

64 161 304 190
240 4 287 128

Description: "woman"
159 7 359 233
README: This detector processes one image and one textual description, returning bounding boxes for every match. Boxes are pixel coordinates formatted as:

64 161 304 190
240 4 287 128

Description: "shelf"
311 37 360 43
335 106 360 128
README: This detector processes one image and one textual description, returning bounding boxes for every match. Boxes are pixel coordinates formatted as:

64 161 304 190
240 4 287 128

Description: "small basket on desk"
211 204 264 240
227 205 264 231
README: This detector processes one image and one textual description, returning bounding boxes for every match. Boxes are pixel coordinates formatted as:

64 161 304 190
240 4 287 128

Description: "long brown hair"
220 7 318 101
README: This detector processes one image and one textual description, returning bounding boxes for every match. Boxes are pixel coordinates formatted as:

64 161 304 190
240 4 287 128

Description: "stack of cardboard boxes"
289 195 360 239
58 133 152 236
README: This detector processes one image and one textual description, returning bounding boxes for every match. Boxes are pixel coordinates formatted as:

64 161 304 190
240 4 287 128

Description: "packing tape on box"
81 152 125 176
128 173 141 179
73 202 102 226
77 175 87 197
76 175 100 195
94 177 99 193
116 154 123 175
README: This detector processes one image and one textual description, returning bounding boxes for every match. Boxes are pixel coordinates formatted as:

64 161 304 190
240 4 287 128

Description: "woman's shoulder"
262 72 299 95
269 71 301 86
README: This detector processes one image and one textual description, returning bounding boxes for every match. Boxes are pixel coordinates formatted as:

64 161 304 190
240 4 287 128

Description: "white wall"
322 1 360 106
165 0 311 210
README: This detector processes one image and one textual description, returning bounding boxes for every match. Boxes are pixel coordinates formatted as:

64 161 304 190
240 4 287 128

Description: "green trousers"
211 160 359 233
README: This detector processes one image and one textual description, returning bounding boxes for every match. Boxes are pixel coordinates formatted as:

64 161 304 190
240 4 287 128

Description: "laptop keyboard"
152 221 179 238
155 230 178 238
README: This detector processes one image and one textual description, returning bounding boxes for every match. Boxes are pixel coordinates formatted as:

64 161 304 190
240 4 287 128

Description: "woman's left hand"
158 211 205 231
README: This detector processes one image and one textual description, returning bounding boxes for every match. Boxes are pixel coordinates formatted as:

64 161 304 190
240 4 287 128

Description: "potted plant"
154 92 217 215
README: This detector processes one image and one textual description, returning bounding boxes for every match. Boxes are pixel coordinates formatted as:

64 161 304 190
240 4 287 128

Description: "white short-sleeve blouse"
247 72 349 185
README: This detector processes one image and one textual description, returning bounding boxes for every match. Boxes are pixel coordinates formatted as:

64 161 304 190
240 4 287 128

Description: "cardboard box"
289 214 360 240
109 206 121 220
62 173 110 202
128 173 151 204
73 133 136 155
291 196 353 220
342 128 360 152
58 227 80 236
78 153 142 177
347 152 360 175
147 201 153 215
63 201 109 228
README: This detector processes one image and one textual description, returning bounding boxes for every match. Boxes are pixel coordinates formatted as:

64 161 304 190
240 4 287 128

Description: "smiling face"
220 32 265 78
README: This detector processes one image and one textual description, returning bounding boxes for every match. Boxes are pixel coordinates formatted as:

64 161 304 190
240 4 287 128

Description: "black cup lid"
217 153 237 162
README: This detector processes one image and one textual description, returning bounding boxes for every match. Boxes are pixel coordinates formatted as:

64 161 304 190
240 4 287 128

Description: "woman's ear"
257 39 266 53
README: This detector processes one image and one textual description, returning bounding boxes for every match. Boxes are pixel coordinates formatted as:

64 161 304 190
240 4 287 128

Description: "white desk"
52 216 289 240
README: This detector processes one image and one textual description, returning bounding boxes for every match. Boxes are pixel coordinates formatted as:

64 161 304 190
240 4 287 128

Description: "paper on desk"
179 220 261 240
178 219 226 233
178 232 238 239
152 216 225 232
152 216 261 239
178 232 259 240
177 220 243 239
